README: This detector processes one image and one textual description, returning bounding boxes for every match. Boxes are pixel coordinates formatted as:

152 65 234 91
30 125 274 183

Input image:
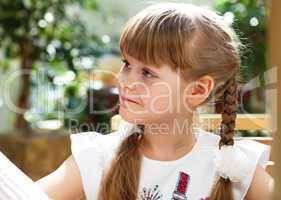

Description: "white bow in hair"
214 145 251 182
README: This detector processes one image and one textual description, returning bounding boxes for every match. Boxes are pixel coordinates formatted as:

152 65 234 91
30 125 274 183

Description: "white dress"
70 127 270 200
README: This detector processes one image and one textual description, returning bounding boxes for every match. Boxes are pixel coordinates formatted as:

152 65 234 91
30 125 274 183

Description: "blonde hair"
98 3 242 200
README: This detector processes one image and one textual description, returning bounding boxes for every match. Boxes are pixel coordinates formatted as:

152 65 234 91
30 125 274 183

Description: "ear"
184 75 215 108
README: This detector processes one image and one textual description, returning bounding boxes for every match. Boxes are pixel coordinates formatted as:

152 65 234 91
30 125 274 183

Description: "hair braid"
209 76 238 200
219 77 238 148
97 128 144 200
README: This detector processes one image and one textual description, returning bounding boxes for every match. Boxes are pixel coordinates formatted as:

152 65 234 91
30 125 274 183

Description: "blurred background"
0 0 275 182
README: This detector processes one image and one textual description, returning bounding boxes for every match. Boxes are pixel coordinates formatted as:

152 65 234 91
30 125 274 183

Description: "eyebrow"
122 57 159 73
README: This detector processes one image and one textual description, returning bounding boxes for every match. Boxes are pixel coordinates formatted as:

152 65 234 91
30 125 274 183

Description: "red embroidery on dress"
171 171 190 200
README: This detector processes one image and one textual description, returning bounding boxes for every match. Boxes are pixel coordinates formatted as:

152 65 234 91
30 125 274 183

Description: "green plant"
214 0 268 113
0 0 106 134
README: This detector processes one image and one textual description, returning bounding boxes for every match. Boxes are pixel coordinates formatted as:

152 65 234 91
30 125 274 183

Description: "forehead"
123 53 177 74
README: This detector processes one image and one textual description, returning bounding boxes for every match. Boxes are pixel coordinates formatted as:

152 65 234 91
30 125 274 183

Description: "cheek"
146 85 176 113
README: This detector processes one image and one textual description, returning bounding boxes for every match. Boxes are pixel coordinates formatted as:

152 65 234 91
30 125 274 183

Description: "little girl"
37 3 273 200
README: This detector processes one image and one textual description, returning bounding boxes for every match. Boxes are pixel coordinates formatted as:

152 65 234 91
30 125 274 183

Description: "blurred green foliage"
215 0 268 113
0 0 113 132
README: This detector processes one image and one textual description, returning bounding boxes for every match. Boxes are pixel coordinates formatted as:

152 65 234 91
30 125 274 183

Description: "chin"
118 107 167 125
118 107 141 124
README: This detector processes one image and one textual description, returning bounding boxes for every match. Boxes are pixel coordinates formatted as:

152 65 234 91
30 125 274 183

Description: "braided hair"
219 77 238 148
209 77 238 200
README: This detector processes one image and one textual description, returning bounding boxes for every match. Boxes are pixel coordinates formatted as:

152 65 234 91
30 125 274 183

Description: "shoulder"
196 129 271 168
196 128 272 200
70 130 123 167
69 130 122 200
244 164 274 200
195 128 220 148
70 130 121 155
234 139 271 168
233 139 271 200
69 118 137 152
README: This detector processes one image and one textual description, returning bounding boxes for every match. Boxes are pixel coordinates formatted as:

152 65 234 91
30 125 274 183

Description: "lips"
120 95 140 104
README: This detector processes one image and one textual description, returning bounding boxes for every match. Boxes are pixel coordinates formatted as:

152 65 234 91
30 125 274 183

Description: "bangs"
119 5 196 71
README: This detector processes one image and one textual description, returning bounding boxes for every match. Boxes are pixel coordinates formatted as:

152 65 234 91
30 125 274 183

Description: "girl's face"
117 54 192 125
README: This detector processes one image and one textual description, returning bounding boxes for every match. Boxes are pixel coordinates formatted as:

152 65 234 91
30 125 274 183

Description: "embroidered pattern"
171 171 190 200
139 171 209 200
139 184 163 200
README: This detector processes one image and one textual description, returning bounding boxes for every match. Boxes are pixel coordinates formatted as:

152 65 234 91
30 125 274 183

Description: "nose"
117 71 137 91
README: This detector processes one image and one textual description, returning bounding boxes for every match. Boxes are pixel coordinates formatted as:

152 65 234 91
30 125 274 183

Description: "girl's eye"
142 69 156 78
121 59 130 70
121 58 157 79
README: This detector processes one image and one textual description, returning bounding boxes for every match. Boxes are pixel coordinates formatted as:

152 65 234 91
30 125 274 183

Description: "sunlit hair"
98 3 242 200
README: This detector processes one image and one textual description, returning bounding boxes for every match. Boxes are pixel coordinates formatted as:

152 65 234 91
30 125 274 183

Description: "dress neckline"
141 128 202 166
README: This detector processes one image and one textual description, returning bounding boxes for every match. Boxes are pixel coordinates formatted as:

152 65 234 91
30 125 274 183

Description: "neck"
140 116 196 161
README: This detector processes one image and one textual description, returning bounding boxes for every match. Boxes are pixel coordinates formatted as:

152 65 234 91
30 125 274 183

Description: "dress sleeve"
232 139 271 200
70 131 121 200
70 132 106 200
